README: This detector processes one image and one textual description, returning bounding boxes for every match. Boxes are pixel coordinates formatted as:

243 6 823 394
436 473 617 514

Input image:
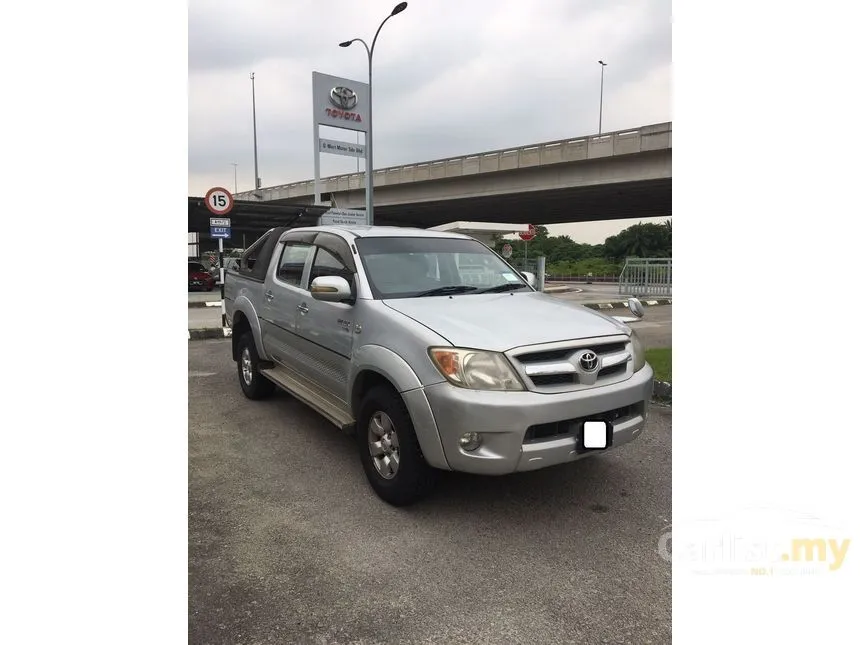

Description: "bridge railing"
235 122 672 201
618 258 672 297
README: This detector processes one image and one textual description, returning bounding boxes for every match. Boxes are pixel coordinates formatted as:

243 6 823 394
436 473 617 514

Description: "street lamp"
231 162 238 194
250 72 261 194
339 1 408 226
598 60 607 135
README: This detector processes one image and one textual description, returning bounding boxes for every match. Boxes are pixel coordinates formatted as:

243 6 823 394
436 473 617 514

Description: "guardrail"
235 122 672 201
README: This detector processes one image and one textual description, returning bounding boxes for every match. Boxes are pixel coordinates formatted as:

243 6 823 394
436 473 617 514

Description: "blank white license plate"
582 420 612 450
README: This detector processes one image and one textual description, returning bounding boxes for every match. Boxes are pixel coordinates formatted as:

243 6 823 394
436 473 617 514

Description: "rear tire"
357 385 437 506
236 333 275 400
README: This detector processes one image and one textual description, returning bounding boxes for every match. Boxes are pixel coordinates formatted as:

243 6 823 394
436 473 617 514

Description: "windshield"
188 262 206 273
355 236 530 299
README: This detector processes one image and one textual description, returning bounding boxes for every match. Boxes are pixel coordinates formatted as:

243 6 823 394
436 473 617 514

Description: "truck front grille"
506 335 633 393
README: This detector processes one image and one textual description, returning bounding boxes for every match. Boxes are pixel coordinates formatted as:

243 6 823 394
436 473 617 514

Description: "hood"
383 291 629 352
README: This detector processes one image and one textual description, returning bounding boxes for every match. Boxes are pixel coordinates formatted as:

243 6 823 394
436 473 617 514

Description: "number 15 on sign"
205 187 234 215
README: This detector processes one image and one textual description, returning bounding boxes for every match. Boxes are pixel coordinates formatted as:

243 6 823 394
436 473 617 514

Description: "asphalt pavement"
623 305 671 350
189 340 672 644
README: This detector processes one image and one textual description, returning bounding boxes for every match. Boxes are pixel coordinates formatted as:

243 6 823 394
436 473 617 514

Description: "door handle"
265 290 274 302
297 303 309 314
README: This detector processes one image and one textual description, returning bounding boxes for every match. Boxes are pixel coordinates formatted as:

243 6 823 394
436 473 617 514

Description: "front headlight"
630 331 646 372
428 347 524 391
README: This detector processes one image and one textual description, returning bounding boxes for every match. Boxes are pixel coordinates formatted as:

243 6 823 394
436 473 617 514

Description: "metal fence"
543 274 618 283
618 258 672 296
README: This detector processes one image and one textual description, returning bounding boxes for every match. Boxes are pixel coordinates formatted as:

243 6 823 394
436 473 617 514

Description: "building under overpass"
187 197 535 260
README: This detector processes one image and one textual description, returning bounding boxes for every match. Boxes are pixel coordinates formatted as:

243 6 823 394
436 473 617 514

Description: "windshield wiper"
414 285 479 297
476 283 529 294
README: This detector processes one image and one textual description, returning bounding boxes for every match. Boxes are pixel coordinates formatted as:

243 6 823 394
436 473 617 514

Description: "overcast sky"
188 0 671 244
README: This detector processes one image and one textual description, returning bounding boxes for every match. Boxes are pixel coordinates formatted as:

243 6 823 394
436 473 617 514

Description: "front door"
293 245 357 405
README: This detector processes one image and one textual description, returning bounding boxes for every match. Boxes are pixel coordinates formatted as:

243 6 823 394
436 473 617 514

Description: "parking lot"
189 337 672 644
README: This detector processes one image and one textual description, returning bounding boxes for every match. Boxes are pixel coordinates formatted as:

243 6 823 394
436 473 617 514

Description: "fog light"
459 432 482 451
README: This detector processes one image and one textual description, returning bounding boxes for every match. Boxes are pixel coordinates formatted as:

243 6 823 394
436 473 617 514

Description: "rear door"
260 232 315 369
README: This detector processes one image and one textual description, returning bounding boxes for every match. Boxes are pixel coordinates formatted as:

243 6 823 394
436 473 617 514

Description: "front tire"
236 333 275 400
357 385 437 506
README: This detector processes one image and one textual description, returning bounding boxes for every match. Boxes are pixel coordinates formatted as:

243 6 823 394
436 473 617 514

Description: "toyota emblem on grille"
579 351 599 372
330 86 358 110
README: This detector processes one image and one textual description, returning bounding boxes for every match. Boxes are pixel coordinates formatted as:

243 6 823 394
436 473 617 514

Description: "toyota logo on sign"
330 86 358 110
579 351 599 372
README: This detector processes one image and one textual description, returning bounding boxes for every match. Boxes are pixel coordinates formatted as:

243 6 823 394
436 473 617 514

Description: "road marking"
189 371 218 377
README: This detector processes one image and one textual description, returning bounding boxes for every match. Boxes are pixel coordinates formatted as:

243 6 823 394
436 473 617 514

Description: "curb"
188 328 232 340
652 380 672 404
582 298 672 311
189 301 223 309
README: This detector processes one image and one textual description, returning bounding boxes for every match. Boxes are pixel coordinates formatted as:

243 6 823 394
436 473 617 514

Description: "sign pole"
313 122 321 207
204 187 234 336
518 224 536 273
218 238 225 326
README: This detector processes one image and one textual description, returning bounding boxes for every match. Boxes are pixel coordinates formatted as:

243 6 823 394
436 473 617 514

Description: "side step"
259 365 355 432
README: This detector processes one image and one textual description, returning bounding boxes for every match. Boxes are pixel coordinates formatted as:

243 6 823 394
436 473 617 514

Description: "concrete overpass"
235 122 671 228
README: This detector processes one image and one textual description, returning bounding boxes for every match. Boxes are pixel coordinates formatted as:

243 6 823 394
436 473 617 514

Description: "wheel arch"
230 297 267 361
350 345 449 471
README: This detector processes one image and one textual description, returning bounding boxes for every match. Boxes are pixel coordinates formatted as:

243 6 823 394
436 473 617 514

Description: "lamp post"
231 162 238 194
250 72 261 194
339 2 408 226
598 60 607 135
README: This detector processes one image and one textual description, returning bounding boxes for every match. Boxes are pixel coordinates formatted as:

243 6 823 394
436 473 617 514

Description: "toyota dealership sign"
312 72 369 133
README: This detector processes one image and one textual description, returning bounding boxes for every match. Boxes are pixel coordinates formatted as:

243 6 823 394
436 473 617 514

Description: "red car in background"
188 261 215 291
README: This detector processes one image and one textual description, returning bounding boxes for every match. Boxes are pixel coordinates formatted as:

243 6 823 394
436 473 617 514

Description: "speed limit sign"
204 187 234 215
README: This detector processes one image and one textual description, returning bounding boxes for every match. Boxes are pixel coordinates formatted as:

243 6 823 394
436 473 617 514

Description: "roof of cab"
289 224 472 240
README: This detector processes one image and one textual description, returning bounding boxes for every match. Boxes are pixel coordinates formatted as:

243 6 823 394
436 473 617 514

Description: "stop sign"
519 224 536 241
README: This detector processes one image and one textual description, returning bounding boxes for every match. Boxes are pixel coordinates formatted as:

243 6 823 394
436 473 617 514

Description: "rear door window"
276 243 313 287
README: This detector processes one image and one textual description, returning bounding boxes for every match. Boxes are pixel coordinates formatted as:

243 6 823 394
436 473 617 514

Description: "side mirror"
611 297 646 324
522 271 537 288
310 276 352 302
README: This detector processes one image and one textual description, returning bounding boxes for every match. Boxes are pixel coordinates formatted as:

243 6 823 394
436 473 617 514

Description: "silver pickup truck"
224 224 654 506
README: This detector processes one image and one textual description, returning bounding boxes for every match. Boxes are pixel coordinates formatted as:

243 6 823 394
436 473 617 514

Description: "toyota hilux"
224 225 653 506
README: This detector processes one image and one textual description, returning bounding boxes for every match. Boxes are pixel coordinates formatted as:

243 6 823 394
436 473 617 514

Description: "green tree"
604 222 671 261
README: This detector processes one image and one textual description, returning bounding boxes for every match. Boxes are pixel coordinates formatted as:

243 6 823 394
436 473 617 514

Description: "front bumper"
417 365 653 475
